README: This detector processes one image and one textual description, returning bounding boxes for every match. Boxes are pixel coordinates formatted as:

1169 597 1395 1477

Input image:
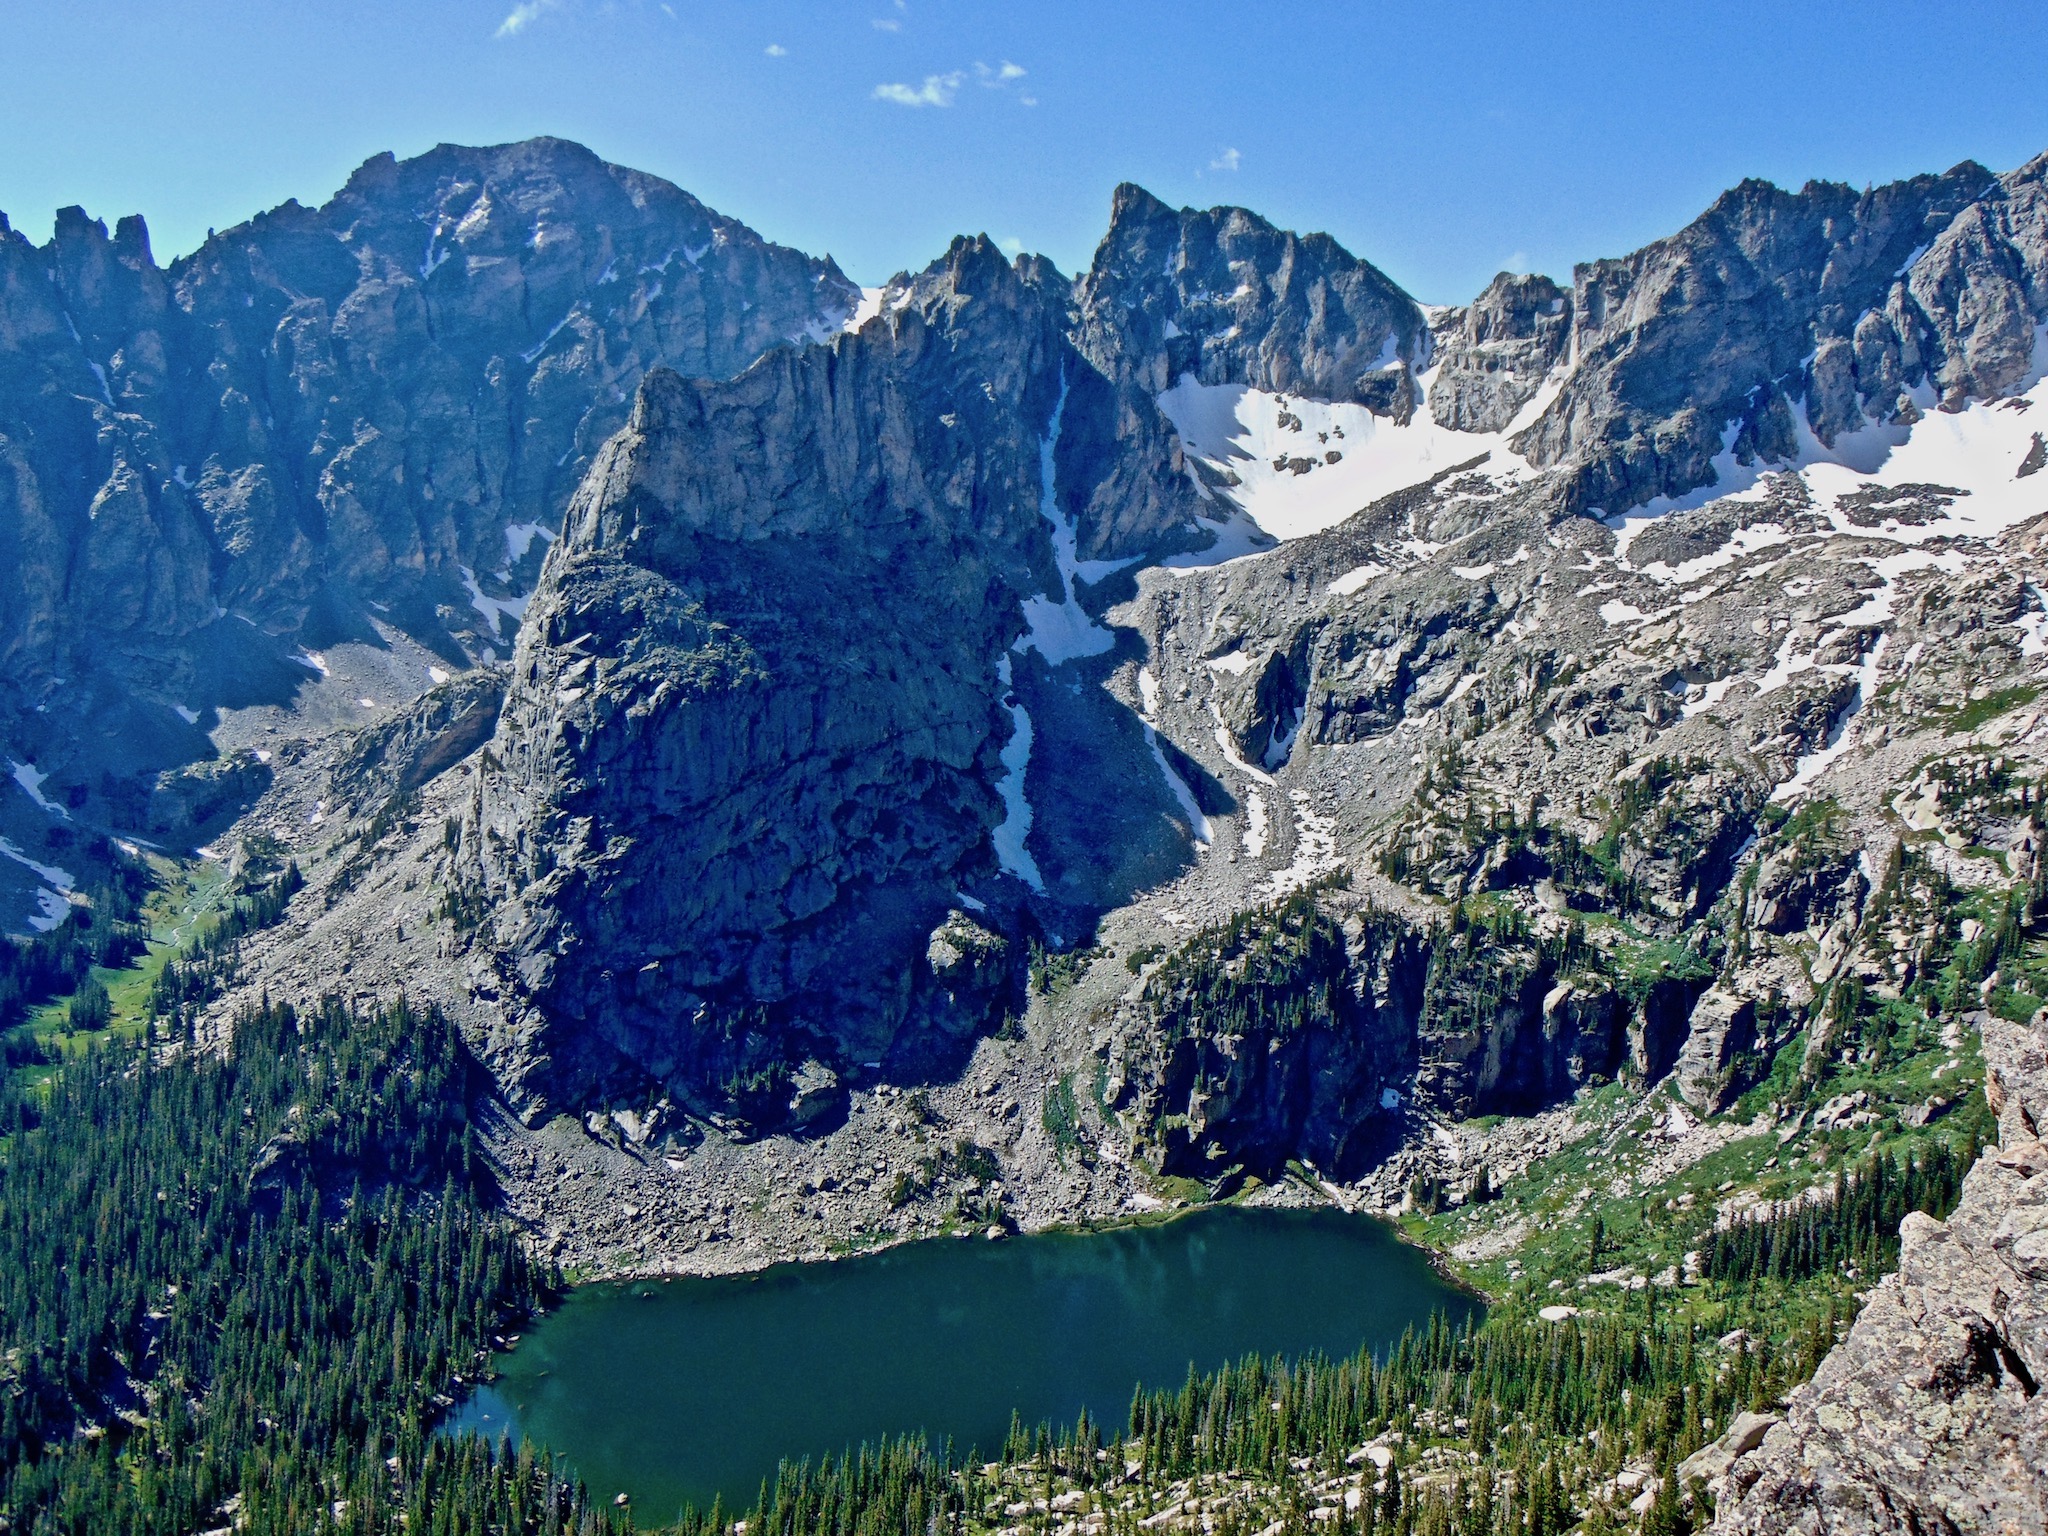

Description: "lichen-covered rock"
1712 1014 2048 1535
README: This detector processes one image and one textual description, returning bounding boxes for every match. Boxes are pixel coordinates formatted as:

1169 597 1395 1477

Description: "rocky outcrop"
1712 1012 2048 1534
1507 161 2036 515
1073 183 1424 417
0 137 854 790
329 667 508 812
1425 271 1571 434
1671 988 1759 1115
1110 895 1428 1184
457 236 1202 1120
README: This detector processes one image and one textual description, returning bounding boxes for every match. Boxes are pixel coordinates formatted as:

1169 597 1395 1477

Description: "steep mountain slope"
1504 162 2003 514
447 236 1205 1118
1073 182 1425 413
23 139 2048 1528
1712 1008 2047 1534
0 137 854 842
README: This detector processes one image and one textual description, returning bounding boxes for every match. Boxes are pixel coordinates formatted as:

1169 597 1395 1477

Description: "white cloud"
1210 147 1242 172
765 42 787 56
873 71 963 107
494 0 558 37
875 57 1027 110
1000 236 1024 253
1502 250 1530 273
872 16 902 29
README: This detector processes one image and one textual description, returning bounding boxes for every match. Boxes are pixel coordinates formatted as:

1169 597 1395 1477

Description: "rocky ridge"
445 233 1209 1118
0 136 854 820
1709 1010 2047 1533
37 139 2048 1526
198 141 2048 1189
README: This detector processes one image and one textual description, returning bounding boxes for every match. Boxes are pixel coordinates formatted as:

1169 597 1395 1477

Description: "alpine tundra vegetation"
0 129 2045 1535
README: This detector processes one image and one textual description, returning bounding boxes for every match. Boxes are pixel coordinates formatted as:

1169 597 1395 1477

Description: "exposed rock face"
1504 159 2048 515
0 137 854 783
1671 988 1760 1115
1425 271 1571 434
1713 1012 2048 1535
329 668 507 812
1073 183 1424 418
458 237 1202 1119
1109 898 1428 1183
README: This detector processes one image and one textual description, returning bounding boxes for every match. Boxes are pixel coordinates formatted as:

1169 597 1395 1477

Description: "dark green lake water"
445 1206 1478 1522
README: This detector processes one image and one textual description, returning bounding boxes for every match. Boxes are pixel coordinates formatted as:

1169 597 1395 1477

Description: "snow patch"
1261 706 1304 771
1156 375 1537 547
1137 667 1161 716
10 761 68 818
990 659 1045 892
2015 586 2048 658
460 567 530 642
1013 377 1130 664
1264 790 1339 898
1136 667 1211 847
520 305 584 364
420 221 452 280
1242 790 1270 858
845 287 887 332
1620 358 2048 579
1327 562 1387 597
0 837 74 933
0 839 74 892
1772 635 1889 803
1682 678 1740 718
1210 713 1275 786
504 521 556 564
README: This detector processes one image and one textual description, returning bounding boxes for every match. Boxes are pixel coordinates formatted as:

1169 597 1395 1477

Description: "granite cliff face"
35 140 2048 1522
1073 182 1425 417
453 237 1203 1121
1425 271 1571 434
1498 155 2048 516
0 136 853 794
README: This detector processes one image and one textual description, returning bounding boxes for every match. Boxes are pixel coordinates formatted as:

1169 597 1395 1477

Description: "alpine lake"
444 1205 1481 1523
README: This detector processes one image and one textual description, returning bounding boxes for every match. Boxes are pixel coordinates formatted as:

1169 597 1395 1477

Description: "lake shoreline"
449 1203 1483 1515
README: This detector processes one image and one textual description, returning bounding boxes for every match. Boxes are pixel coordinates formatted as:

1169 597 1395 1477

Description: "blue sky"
4 0 2046 302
